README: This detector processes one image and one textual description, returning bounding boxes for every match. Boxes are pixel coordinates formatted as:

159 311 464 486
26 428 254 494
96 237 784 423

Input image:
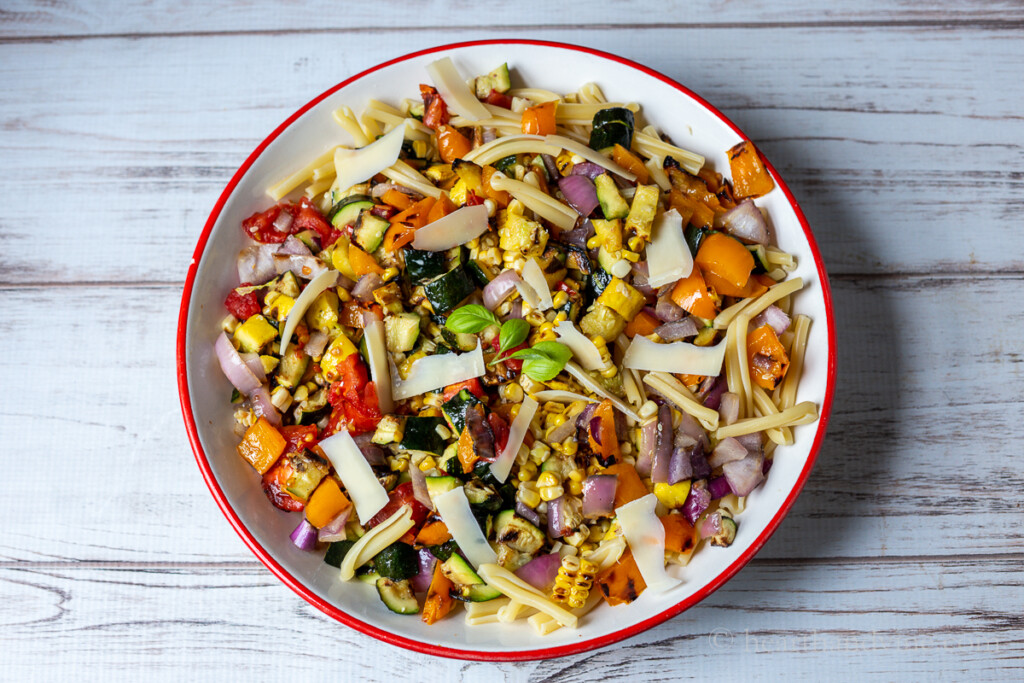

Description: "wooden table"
3 2 1022 680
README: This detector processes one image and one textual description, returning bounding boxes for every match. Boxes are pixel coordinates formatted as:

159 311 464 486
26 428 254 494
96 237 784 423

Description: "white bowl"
177 39 836 661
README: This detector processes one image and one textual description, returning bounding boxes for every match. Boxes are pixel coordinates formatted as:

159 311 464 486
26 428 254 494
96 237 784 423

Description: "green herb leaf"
498 319 530 354
521 357 565 382
509 341 572 381
531 341 573 365
445 304 499 334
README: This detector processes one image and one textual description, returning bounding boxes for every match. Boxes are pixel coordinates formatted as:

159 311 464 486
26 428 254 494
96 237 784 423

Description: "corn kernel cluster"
551 555 597 608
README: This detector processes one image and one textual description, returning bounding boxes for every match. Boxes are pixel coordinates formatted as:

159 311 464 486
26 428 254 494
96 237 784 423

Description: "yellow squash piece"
596 277 646 320
233 314 278 353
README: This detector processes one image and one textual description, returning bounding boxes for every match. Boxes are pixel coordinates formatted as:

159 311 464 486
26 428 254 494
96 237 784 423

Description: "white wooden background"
2 1 1022 680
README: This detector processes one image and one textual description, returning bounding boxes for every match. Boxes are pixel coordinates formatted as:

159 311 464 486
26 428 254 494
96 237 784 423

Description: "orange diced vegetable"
481 166 510 207
390 196 437 229
520 101 557 136
602 462 647 508
694 232 755 290
347 243 384 276
304 477 352 528
595 549 647 606
415 521 452 546
422 560 454 625
383 224 416 252
747 324 790 389
661 513 699 558
676 373 704 390
457 425 478 474
728 140 775 199
426 192 456 223
668 190 715 229
381 188 413 211
437 125 472 163
236 416 286 474
702 269 768 299
612 144 649 185
588 400 620 462
624 310 660 339
670 267 719 320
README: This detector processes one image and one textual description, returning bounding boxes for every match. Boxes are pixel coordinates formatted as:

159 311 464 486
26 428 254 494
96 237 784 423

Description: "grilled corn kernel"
610 259 632 279
270 386 293 412
517 482 541 509
564 526 589 548
568 468 585 483
553 311 568 323
542 401 565 414
621 250 640 263
567 480 584 496
381 267 399 283
519 374 544 394
561 437 578 456
293 385 310 403
627 235 645 252
620 441 633 455
518 461 538 482
418 456 437 472
551 291 569 308
586 236 601 249
537 471 560 489
638 400 658 420
539 484 564 502
220 314 240 333
529 442 550 465
417 406 441 418
600 365 618 378
423 392 443 407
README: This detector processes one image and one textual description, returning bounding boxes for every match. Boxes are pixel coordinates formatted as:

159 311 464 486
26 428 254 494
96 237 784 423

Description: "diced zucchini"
749 244 770 274
428 539 459 561
587 268 612 300
579 303 626 340
499 212 545 253
565 245 593 275
685 225 711 258
354 213 390 253
710 516 738 547
233 314 277 354
373 543 419 580
466 259 496 287
329 234 358 281
494 510 546 555
494 154 517 175
624 185 661 240
441 554 502 602
356 565 382 584
323 540 356 568
474 62 511 98
297 388 330 425
376 578 420 614
597 246 618 274
401 416 447 454
464 480 501 512
292 229 320 252
275 271 301 298
589 107 635 152
423 266 476 315
452 159 484 194
404 248 446 283
284 451 329 501
441 389 482 434
384 312 421 353
328 194 374 228
594 175 629 220
425 475 459 502
276 343 309 389
372 414 406 446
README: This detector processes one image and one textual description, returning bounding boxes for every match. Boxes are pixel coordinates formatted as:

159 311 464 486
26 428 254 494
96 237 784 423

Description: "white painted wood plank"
2 276 1022 564
2 0 1023 38
2 558 1021 680
1 27 1022 282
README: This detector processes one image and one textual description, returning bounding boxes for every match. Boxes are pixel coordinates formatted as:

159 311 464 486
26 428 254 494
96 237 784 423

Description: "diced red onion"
482 128 498 144
581 475 617 518
278 234 311 256
304 330 329 359
352 433 386 468
272 210 294 235
722 453 765 497
482 269 522 310
249 385 281 426
700 375 728 410
708 437 749 469
370 182 422 200
335 274 355 291
719 392 740 426
360 308 383 326
540 153 560 181
290 519 319 551
636 418 658 478
558 175 600 217
352 273 384 301
750 353 776 377
557 219 594 248
682 479 711 525
317 507 352 543
735 432 763 455
545 416 577 444
515 552 561 590
654 290 685 322
515 501 541 527
409 461 434 511
718 199 769 245
238 352 267 383
411 548 436 593
751 304 791 336
576 402 597 428
273 253 328 280
675 411 708 451
763 456 773 475
697 510 724 539
654 317 699 342
707 476 732 500
214 332 261 395
589 416 603 446
570 162 606 180
630 261 654 297
690 447 711 480
650 405 674 484
669 447 694 484
236 244 280 285
508 300 524 320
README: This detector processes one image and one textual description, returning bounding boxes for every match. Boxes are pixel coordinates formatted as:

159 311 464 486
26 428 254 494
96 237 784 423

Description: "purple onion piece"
409 462 434 511
719 392 740 426
570 161 606 180
589 416 603 446
653 317 699 342
707 437 749 469
508 300 524 320
482 269 522 310
650 405 674 484
279 234 312 256
304 331 329 360
751 304 791 336
352 433 387 467
352 273 384 301
690 447 711 480
558 175 600 217
636 418 658 478
515 501 542 527
558 219 595 248
682 479 711 525
290 519 319 551
763 456 774 475
249 385 282 426
214 332 263 396
700 375 728 410
708 476 732 500
722 453 765 497
317 507 352 543
668 448 694 484
676 411 709 452
654 289 685 322
576 402 597 428
546 495 567 539
735 432 763 455
581 475 617 518
411 548 436 593
515 552 562 590
717 199 769 245
698 510 724 539
237 243 280 285
238 352 268 382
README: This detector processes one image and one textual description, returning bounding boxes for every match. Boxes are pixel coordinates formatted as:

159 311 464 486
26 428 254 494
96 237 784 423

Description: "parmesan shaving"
338 505 413 580
330 122 406 196
412 204 489 251
425 57 490 121
318 430 391 525
554 321 604 371
391 343 486 401
622 335 727 377
278 269 337 357
563 361 640 422
491 397 538 483
434 487 498 568
615 494 680 593
521 258 554 311
363 317 393 414
645 209 693 287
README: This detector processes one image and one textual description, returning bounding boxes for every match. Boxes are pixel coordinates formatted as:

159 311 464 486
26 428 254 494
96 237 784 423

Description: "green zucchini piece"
685 226 711 258
323 540 355 568
494 154 517 175
354 213 390 253
372 543 419 580
442 554 501 602
276 343 309 389
384 312 421 353
356 564 381 584
587 268 612 300
425 475 459 501
401 417 447 454
464 480 502 513
428 539 459 561
594 174 629 220
292 230 320 252
376 578 420 614
284 451 329 501
588 107 635 152
441 389 482 434
423 266 476 315
466 259 496 288
474 62 511 98
328 194 373 228
275 270 301 298
494 510 545 554
404 248 446 283
297 388 330 426
749 244 770 274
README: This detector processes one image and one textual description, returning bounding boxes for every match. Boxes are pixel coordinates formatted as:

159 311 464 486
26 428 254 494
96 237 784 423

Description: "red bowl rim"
177 38 837 662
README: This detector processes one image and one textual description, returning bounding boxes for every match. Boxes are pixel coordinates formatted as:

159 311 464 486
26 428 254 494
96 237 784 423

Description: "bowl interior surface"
181 40 834 659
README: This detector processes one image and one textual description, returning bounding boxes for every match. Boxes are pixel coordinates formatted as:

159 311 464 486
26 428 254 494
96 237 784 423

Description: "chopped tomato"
465 190 484 206
325 355 380 434
242 204 293 243
485 89 512 108
261 458 304 512
327 355 369 405
224 284 261 320
292 197 333 245
280 425 318 454
420 85 449 131
486 412 510 455
489 336 525 372
321 406 347 438
344 382 382 434
442 378 485 402
367 482 430 529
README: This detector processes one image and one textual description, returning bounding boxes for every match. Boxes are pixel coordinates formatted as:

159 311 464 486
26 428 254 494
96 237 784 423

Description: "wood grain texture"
1 28 1022 283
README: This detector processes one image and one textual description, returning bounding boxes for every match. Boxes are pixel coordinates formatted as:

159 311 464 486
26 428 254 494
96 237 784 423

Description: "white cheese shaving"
318 430 390 525
331 122 406 195
279 269 337 356
544 134 636 181
490 397 538 483
554 321 604 371
363 317 393 414
425 57 490 121
531 390 599 404
412 204 489 251
622 335 727 377
563 361 640 422
391 343 486 401
338 505 413 581
520 258 553 311
615 494 681 593
434 486 499 568
645 209 693 287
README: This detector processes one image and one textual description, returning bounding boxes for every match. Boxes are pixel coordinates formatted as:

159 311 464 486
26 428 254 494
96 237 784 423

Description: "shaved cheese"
531 390 598 404
490 397 538 483
391 343 485 401
279 269 337 356
363 317 393 414
318 430 390 525
554 321 604 371
515 279 541 311
331 122 405 194
434 487 498 568
520 258 554 311
563 361 640 422
412 205 489 251
544 134 636 181
615 494 680 593
425 57 489 121
645 209 693 287
623 335 727 377
338 506 413 581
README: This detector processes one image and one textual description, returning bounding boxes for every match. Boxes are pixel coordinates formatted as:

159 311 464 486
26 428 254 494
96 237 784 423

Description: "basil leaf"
498 319 530 353
511 341 572 381
445 304 499 334
531 341 573 365
521 357 565 382
508 348 547 361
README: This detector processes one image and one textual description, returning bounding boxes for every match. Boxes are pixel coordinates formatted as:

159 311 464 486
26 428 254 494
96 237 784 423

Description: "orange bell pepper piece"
728 140 775 199
415 520 452 546
236 416 286 474
347 243 384 276
426 192 456 223
422 560 454 625
595 549 647 606
381 188 413 211
676 373 705 390
661 513 699 557
670 267 719 320
304 477 352 528
702 269 767 299
390 196 437 229
520 101 557 136
668 190 714 229
457 425 478 474
624 310 659 339
602 462 647 508
747 324 790 390
612 144 649 185
694 232 755 290
481 166 510 207
437 125 472 163
587 400 619 462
